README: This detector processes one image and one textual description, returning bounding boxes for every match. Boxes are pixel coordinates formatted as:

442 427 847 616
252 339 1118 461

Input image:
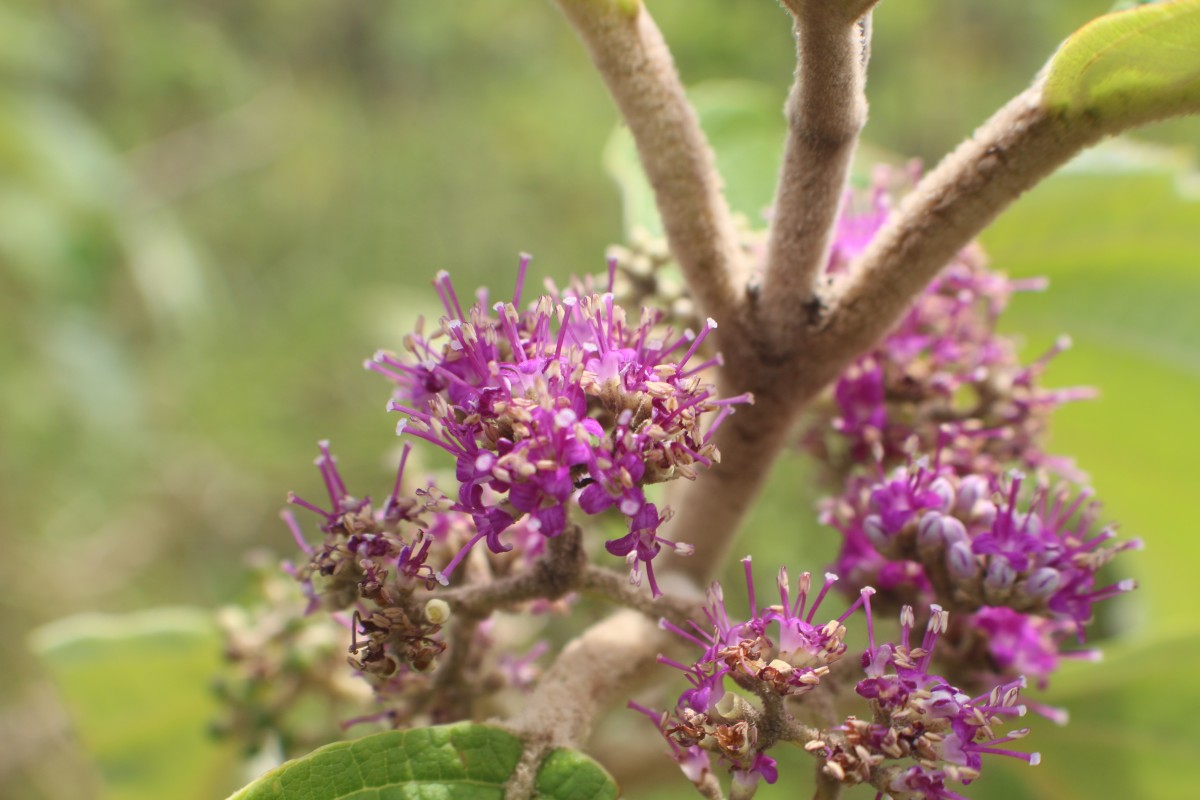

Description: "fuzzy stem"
579 564 701 623
552 0 745 324
668 375 801 580
823 78 1102 363
431 526 585 615
761 2 872 339
427 615 483 720
812 766 844 800
507 609 669 747
668 70 1119 581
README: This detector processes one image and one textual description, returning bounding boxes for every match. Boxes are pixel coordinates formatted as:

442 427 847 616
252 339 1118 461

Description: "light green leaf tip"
535 748 619 800
569 0 639 17
29 607 239 800
227 723 619 800
1044 0 1200 126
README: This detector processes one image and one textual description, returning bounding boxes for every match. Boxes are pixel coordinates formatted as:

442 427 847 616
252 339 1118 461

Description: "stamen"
513 252 532 307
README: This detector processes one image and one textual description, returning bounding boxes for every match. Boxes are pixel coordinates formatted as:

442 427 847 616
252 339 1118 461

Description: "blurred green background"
2 0 1198 798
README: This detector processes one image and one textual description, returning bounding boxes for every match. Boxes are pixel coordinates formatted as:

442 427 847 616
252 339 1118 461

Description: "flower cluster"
285 442 461 690
281 440 561 725
823 454 1138 696
639 561 1044 799
213 557 372 759
803 171 1093 485
367 260 749 595
799 175 1139 703
816 603 1040 799
829 462 1138 616
638 558 870 795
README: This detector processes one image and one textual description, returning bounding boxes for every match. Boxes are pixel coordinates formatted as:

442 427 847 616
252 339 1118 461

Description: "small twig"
508 609 671 748
812 765 844 800
578 564 702 624
822 78 1103 367
552 0 745 324
427 615 482 721
696 772 727 800
429 526 586 616
503 739 550 800
761 0 873 339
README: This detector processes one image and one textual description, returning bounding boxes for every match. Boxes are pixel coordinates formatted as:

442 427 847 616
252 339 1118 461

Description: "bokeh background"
2 1 1198 798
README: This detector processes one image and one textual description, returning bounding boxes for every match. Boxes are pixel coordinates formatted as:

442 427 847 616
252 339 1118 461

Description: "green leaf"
1043 0 1200 126
535 748 620 800
941 151 1200 799
228 723 620 800
29 607 239 800
603 125 663 240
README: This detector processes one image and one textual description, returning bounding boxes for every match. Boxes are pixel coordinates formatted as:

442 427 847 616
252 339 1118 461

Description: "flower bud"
864 514 888 550
929 477 956 512
973 500 998 529
946 542 978 581
984 559 1017 593
940 515 969 547
956 475 990 515
1022 567 1061 600
424 598 452 625
917 512 946 552
917 512 967 553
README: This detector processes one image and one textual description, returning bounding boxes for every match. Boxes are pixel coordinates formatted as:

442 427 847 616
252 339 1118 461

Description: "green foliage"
4 2 1199 798
534 749 620 800
974 633 1200 799
226 723 618 800
964 146 1200 800
1044 0 1200 126
29 608 239 800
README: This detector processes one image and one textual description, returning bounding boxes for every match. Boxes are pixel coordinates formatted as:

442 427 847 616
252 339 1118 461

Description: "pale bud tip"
1029 753 1042 767
424 598 451 625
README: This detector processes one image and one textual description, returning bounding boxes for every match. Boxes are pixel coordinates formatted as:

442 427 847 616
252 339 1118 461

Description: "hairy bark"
761 2 871 341
553 0 746 324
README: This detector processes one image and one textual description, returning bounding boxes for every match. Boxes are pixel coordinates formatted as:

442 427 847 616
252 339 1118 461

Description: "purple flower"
368 259 750 588
966 606 1095 699
642 559 872 793
283 442 475 694
806 172 1094 485
659 558 871 698
819 602 1040 796
628 701 714 787
885 766 971 800
824 456 1139 662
